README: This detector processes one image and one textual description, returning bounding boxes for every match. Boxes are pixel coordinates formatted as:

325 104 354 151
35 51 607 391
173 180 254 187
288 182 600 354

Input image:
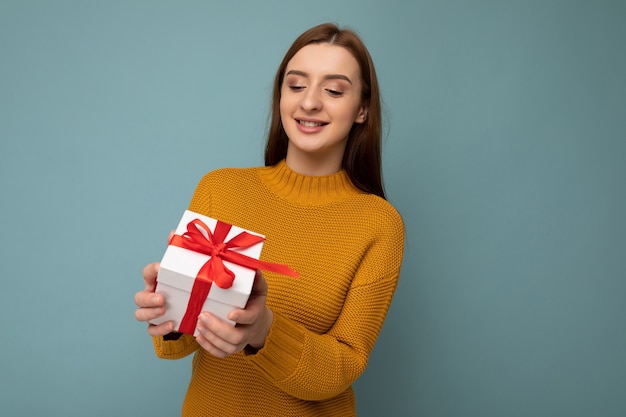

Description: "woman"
134 22 405 416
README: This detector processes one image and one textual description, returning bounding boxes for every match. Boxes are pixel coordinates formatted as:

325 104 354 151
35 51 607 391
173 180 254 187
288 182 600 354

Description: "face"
280 43 367 175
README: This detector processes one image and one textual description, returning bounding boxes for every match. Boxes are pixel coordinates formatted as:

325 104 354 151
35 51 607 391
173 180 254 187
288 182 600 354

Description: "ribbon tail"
179 278 212 335
256 259 300 278
222 251 299 278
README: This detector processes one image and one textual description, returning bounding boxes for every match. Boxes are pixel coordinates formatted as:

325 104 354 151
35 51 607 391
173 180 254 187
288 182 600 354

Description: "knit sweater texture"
153 160 405 416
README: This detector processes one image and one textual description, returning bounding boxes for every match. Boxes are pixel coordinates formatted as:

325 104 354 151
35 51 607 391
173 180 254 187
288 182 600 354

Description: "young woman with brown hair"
134 22 404 416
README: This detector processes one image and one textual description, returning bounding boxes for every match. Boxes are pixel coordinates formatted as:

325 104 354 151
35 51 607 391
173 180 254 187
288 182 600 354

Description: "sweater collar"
257 160 362 205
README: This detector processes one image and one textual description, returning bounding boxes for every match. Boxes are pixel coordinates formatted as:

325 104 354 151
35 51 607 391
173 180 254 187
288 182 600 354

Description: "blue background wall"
1 1 624 416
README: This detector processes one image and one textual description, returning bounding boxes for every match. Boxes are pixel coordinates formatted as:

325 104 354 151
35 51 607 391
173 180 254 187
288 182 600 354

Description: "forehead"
286 43 361 79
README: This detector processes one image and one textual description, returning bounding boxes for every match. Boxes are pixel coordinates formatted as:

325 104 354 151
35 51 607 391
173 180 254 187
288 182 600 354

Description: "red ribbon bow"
168 218 298 335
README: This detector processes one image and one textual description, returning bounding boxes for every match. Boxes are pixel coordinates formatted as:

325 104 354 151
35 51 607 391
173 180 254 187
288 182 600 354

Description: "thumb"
251 270 268 296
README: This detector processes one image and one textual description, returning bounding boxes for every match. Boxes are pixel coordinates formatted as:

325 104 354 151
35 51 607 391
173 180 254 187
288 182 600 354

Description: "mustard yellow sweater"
153 160 405 416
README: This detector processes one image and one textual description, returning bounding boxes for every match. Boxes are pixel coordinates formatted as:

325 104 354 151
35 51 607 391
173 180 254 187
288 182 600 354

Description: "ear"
355 104 368 124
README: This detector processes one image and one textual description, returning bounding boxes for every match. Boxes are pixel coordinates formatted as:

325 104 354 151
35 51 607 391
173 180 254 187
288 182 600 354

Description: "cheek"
279 100 289 123
280 92 300 117
330 102 360 123
279 90 291 112
279 100 295 133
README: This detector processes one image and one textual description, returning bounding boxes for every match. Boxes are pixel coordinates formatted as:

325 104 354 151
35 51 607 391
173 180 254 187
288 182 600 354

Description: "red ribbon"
168 218 298 335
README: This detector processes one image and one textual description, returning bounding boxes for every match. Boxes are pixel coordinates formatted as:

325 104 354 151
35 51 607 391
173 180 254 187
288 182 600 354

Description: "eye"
288 85 305 92
326 89 344 97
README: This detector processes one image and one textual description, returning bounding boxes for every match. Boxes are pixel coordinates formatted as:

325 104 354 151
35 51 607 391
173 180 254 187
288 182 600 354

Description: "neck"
285 147 344 176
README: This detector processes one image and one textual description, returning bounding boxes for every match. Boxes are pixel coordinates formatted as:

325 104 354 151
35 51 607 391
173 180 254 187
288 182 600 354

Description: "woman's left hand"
195 269 273 358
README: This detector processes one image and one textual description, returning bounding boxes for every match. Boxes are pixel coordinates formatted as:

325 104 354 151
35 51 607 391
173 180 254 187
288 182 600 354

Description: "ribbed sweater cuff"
245 312 305 381
152 334 196 359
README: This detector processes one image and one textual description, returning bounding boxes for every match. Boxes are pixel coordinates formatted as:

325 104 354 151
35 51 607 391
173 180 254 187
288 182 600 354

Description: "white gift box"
149 210 263 335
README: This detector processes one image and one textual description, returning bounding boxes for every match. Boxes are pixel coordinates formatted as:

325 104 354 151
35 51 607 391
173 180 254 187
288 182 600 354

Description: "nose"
300 87 322 112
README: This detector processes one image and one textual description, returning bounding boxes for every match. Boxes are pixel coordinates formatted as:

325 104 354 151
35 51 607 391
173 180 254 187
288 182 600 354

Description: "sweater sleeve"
244 210 405 401
152 334 199 359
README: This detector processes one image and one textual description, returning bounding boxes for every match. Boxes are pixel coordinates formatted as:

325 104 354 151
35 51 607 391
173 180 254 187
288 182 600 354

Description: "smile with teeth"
297 119 327 127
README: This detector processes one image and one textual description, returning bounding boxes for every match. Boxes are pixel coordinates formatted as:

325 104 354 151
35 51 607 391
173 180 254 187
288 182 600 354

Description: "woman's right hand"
134 262 176 337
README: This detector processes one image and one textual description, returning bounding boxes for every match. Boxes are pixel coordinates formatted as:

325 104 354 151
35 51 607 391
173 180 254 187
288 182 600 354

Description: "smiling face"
280 43 368 176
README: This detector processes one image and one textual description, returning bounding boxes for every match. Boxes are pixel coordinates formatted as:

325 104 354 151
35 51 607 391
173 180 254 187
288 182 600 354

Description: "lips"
296 118 328 127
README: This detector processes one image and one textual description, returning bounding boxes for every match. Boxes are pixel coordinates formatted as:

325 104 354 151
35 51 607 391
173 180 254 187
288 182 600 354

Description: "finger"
195 333 230 359
147 321 176 337
197 313 245 351
251 270 268 294
228 305 258 325
142 262 160 291
134 291 164 308
134 306 166 322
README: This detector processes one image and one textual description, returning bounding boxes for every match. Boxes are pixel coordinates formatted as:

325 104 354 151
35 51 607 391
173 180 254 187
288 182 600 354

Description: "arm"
246 273 400 400
245 214 405 401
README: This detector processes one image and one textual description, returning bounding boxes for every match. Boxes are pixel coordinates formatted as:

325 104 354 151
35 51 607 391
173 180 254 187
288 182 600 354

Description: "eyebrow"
285 70 353 85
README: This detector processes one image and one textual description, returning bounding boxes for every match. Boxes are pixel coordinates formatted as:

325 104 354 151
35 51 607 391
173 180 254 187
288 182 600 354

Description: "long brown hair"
264 23 386 199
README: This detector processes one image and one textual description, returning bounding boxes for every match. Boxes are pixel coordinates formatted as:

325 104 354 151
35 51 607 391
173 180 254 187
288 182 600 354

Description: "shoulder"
345 194 405 285
352 193 405 233
199 166 261 183
337 192 405 255
194 166 264 191
189 166 264 214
